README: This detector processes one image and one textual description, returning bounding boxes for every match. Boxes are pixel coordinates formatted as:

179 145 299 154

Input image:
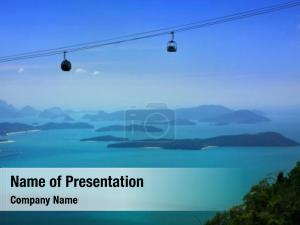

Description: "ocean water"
1 118 300 224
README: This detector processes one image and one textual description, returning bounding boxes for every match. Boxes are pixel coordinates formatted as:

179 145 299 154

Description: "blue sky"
0 0 299 110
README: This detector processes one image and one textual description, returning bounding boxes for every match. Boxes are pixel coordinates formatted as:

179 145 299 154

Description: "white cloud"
92 71 100 75
75 68 87 73
17 67 24 73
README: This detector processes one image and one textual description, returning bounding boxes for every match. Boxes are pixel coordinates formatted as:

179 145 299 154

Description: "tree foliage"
205 162 300 225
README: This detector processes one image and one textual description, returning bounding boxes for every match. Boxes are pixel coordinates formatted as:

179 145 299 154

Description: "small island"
0 122 36 135
210 110 271 125
108 132 299 150
37 122 93 130
96 124 163 133
146 119 196 126
0 122 94 135
81 135 129 142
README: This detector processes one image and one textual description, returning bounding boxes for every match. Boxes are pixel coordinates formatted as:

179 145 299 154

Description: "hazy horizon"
1 98 300 114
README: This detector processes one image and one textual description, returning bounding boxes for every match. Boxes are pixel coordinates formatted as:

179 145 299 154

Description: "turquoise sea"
1 116 300 224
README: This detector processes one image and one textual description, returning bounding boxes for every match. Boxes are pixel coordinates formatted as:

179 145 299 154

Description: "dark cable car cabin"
167 40 177 52
167 32 177 52
61 51 72 71
61 59 71 71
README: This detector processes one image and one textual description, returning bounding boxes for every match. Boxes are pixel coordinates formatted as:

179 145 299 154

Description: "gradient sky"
0 0 299 110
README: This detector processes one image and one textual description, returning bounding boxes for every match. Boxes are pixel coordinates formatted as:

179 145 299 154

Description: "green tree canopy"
206 162 300 225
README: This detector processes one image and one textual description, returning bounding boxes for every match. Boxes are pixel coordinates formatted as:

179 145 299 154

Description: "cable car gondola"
61 51 72 71
167 32 177 52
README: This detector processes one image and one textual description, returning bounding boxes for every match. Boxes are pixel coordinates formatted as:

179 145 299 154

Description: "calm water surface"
1 118 299 225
